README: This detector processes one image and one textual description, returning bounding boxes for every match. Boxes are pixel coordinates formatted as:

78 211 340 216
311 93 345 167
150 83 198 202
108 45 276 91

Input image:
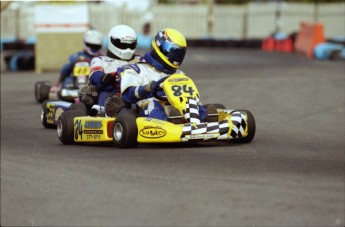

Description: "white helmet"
108 25 137 60
83 30 103 56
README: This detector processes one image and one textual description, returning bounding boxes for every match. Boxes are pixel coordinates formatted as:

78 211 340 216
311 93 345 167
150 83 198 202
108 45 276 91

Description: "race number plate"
73 62 90 76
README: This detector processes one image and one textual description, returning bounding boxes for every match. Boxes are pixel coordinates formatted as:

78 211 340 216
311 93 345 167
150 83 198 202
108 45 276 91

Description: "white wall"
1 2 344 40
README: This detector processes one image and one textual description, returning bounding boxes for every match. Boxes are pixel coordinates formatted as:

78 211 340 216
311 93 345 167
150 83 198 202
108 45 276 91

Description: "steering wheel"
151 76 169 101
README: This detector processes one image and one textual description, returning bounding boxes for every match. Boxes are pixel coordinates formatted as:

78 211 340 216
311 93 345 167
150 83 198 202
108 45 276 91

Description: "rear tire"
41 100 55 129
203 103 226 122
70 102 88 115
113 109 138 148
204 103 226 109
232 110 256 143
57 110 84 145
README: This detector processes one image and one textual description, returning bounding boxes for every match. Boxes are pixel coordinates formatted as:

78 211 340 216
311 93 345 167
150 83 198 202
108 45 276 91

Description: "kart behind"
41 101 87 129
57 74 256 148
34 60 90 103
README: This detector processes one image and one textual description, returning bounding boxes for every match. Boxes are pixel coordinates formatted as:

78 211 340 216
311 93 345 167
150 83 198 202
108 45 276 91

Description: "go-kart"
57 73 255 148
41 100 88 129
34 60 90 103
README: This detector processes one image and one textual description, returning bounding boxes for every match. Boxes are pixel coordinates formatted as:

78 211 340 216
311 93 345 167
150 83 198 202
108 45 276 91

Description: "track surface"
1 48 344 226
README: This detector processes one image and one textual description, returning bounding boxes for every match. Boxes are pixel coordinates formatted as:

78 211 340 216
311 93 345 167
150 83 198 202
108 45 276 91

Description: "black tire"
35 81 51 103
112 108 138 148
232 110 256 143
41 100 55 129
37 83 51 103
203 103 226 122
57 110 84 145
204 103 226 109
70 102 88 115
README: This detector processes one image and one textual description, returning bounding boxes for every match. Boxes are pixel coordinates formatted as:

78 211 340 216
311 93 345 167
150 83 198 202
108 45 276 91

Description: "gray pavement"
1 48 344 226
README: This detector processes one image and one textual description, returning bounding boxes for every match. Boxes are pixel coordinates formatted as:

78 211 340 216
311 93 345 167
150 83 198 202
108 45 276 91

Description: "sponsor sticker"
139 126 167 139
84 130 103 134
168 78 188 83
86 134 101 140
84 121 103 129
187 134 219 140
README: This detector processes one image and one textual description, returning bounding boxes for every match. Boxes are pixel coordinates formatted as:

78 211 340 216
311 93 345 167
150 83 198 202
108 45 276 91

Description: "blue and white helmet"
83 29 103 56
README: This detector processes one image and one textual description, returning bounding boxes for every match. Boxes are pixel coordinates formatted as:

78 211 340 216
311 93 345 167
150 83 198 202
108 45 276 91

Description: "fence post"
207 0 214 37
313 2 319 23
274 0 283 34
242 3 249 40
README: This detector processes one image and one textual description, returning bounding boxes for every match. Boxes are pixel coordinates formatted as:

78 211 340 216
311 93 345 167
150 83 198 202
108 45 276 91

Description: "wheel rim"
113 123 123 142
40 109 44 123
57 120 63 138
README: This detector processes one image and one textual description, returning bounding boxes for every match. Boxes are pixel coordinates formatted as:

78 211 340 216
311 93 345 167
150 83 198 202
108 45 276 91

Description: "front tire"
57 110 84 145
113 109 138 148
232 110 256 143
35 81 51 103
36 82 51 103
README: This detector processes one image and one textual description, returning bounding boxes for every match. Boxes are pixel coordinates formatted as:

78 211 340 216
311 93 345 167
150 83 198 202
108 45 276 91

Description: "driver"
118 28 214 121
79 24 140 115
54 29 103 91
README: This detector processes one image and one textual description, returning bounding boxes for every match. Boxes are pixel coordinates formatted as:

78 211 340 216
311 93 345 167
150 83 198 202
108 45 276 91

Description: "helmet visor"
111 37 137 50
85 42 102 51
158 39 186 67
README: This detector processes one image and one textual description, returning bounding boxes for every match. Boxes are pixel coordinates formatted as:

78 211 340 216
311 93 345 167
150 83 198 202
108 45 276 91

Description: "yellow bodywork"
46 103 55 124
163 74 200 116
136 118 183 143
72 110 249 143
74 116 114 142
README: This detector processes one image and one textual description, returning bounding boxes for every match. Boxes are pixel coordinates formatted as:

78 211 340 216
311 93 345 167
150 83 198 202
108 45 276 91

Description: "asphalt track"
1 48 344 226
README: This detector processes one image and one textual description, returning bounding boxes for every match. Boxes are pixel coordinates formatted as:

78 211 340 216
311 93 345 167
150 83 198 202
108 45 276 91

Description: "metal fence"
1 2 344 40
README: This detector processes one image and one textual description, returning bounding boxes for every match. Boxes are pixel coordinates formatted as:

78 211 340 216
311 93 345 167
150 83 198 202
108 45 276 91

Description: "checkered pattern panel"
180 110 248 140
181 119 230 138
229 111 247 139
219 119 230 135
182 98 200 124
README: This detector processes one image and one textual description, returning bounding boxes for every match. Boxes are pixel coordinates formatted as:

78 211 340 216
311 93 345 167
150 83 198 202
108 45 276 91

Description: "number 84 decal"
171 85 195 96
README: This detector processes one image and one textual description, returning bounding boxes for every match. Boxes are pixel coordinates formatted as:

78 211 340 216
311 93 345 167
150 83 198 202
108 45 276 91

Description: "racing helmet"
108 25 137 60
83 29 103 56
151 28 187 70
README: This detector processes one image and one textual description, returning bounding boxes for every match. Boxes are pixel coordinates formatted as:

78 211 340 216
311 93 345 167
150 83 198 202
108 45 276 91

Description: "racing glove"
101 73 117 87
143 80 158 94
50 82 62 93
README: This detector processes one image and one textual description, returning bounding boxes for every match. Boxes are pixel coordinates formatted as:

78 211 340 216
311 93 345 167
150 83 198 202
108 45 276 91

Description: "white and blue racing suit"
119 52 207 121
88 54 140 106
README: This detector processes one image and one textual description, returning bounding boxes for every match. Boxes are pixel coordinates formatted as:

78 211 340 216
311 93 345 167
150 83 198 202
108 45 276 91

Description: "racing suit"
119 52 207 121
88 54 140 106
58 51 98 88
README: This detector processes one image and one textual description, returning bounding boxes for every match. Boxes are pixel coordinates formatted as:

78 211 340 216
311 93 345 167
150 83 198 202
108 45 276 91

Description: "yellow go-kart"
57 74 255 148
35 60 90 103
